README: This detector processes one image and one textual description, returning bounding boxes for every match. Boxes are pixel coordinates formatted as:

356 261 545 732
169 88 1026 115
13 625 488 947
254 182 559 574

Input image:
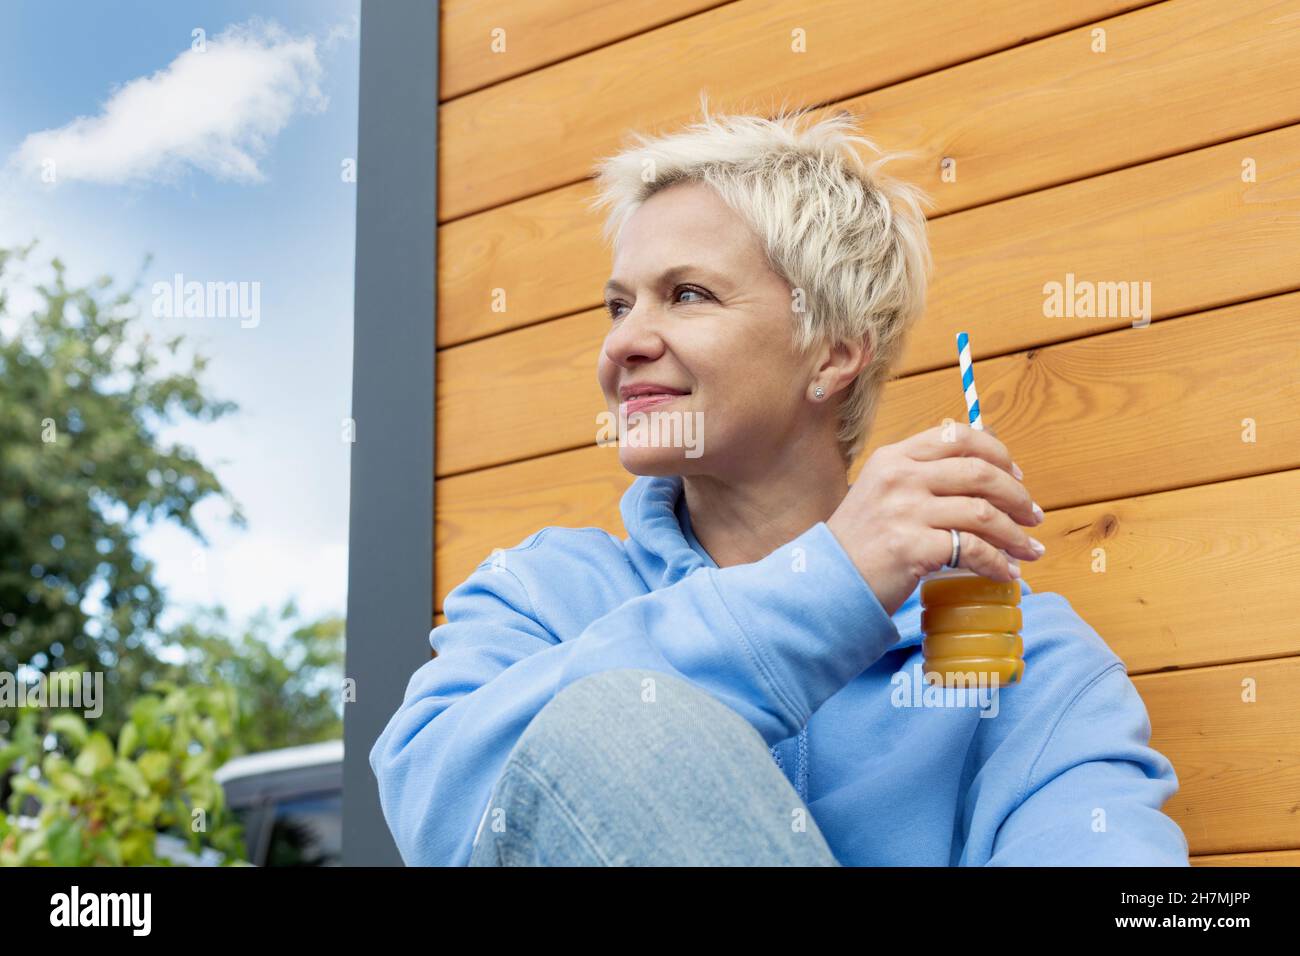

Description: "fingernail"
1006 558 1022 578
1011 461 1024 480
1031 501 1045 524
1028 536 1046 556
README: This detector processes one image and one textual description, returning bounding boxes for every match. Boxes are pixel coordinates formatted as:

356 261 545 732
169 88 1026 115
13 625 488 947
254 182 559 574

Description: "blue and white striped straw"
956 331 983 431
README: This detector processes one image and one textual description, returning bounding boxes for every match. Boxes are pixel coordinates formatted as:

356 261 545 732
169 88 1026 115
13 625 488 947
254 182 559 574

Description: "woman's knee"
519 667 762 766
475 668 740 865
480 668 837 865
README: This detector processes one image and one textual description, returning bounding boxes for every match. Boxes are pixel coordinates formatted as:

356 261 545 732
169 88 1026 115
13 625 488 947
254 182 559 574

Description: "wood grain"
439 120 1300 394
861 290 1300 511
438 0 1154 220
440 0 730 100
1137 657 1300 857
1026 469 1300 675
1191 848 1300 866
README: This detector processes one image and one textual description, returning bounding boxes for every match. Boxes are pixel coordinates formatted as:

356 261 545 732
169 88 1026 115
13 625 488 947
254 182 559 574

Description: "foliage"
0 681 248 865
0 241 243 731
0 244 346 865
161 601 345 754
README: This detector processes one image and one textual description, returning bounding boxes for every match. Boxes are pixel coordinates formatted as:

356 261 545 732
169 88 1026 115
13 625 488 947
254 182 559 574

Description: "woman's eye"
676 285 710 303
606 286 711 320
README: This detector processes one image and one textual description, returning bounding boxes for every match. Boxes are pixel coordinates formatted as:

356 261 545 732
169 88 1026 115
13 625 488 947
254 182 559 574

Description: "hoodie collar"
620 475 711 589
620 474 928 649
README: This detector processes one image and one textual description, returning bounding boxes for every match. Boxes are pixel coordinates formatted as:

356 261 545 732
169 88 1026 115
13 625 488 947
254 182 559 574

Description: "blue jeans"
468 668 841 866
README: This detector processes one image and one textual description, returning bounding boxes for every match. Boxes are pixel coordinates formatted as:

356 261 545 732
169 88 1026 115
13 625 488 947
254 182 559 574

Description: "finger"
923 495 1044 563
907 421 1020 483
932 528 1020 582
918 455 1040 528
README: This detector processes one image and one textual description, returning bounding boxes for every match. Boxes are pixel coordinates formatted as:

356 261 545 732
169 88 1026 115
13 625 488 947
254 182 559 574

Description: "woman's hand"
826 422 1045 617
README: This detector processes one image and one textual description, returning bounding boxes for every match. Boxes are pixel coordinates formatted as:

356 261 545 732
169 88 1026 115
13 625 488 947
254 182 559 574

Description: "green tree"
0 244 347 863
0 242 243 732
161 601 345 754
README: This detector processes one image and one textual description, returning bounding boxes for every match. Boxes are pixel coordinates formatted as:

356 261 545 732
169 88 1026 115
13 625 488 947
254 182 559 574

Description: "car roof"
214 739 344 784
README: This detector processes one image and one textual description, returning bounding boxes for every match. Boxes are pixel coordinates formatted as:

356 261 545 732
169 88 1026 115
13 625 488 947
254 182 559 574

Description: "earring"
813 386 825 399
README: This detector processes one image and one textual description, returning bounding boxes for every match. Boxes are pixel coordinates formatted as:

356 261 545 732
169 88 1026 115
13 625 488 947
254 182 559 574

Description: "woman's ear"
818 335 872 395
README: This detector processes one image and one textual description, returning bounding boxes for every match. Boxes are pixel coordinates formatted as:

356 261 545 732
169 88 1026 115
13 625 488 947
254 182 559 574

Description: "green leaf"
17 828 45 864
49 770 86 799
120 829 155 865
113 758 151 798
48 713 88 746
133 793 162 824
117 721 139 758
137 750 170 785
181 750 211 785
88 831 123 866
0 742 27 777
46 818 83 866
73 732 114 776
130 695 163 728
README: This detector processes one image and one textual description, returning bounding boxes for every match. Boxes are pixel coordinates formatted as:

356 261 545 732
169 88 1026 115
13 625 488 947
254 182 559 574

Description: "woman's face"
597 180 821 477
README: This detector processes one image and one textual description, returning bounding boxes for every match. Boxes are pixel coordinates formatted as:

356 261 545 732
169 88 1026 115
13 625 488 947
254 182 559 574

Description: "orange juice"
919 569 1024 688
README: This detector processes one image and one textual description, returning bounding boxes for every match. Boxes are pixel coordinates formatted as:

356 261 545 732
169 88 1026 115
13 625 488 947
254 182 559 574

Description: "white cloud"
144 521 350 629
8 19 329 187
322 14 360 51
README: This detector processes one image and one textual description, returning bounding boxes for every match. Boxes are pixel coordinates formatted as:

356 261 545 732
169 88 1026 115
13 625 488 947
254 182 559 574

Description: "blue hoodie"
371 474 1190 866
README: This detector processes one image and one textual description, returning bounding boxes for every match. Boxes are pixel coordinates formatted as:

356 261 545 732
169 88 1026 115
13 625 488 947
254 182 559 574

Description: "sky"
0 0 362 631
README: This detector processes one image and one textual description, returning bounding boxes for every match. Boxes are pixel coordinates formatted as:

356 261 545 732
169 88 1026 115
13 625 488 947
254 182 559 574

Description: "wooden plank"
1192 848 1300 866
436 445 630 609
847 0 1300 217
904 121 1300 375
436 307 606 476
438 0 1154 220
1137 657 1300 857
438 182 602 347
436 0 1300 341
1026 469 1300 676
440 0 730 100
439 120 1300 369
862 290 1300 512
439 0 1300 323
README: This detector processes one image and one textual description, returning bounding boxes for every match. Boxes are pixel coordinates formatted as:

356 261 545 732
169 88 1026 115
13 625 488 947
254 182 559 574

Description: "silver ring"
943 528 961 569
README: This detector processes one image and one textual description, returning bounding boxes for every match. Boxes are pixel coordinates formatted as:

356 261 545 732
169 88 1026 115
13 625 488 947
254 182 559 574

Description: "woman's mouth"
622 393 686 414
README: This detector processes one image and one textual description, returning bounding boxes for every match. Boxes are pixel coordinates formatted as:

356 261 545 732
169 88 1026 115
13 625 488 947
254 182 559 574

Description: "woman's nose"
603 306 667 366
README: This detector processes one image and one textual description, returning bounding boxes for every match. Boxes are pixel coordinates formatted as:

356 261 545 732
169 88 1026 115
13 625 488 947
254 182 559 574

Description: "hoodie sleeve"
983 662 1191 866
369 520 901 866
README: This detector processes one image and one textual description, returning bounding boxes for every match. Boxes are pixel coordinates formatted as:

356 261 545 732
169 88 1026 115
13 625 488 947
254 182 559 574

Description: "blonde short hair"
588 94 934 467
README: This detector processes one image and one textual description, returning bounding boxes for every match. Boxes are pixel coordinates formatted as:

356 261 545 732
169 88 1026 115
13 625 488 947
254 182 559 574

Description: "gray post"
344 0 438 866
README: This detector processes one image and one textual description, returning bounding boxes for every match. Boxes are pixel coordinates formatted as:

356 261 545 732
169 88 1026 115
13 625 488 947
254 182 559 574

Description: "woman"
370 103 1189 867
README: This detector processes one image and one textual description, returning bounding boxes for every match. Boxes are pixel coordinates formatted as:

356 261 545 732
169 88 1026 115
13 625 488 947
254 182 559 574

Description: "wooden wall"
435 0 1300 866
